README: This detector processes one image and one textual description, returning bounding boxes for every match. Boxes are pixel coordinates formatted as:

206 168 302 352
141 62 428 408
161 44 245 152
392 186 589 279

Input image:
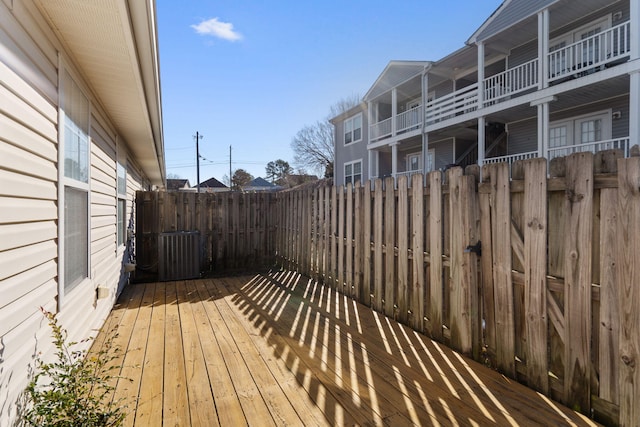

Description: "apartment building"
333 0 639 185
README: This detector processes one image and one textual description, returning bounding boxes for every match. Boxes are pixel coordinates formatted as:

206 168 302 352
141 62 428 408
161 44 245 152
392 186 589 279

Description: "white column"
391 88 397 137
632 0 640 60
538 9 549 89
477 42 485 107
391 142 399 177
422 70 429 131
478 116 486 167
537 102 550 158
422 133 429 173
630 70 640 151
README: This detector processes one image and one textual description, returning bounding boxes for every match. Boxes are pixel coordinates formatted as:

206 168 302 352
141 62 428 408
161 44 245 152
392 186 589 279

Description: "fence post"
616 156 640 427
362 181 372 307
563 153 593 413
490 162 516 377
428 170 443 341
384 177 396 318
523 158 548 394
373 179 384 312
353 181 363 301
411 173 424 332
448 168 477 355
346 183 354 297
397 175 409 324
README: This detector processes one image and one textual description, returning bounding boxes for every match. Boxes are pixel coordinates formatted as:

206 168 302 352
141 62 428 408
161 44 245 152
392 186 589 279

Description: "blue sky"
156 0 503 185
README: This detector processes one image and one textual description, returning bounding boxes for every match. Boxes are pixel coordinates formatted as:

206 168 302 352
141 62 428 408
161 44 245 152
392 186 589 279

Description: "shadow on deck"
96 270 600 426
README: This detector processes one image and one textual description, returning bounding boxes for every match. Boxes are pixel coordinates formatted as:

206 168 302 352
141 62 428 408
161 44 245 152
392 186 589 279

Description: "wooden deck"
97 271 601 426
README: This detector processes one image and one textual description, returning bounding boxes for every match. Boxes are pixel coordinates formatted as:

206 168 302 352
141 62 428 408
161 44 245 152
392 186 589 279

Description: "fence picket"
617 157 640 427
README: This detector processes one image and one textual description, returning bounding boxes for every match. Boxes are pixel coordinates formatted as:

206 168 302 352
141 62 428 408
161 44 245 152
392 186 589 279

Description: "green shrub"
22 308 129 427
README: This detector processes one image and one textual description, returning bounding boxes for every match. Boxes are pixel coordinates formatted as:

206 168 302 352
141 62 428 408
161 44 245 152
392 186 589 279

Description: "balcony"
548 21 631 83
367 20 632 148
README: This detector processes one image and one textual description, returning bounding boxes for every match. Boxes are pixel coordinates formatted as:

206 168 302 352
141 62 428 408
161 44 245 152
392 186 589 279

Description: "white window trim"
117 157 127 249
549 109 612 141
406 153 422 171
344 113 363 146
344 158 363 185
57 58 92 308
548 109 612 159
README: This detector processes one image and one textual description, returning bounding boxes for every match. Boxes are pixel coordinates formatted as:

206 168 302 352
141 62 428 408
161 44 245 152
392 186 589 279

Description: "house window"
117 162 127 247
548 111 611 159
60 69 90 293
407 153 421 171
344 114 362 145
344 160 362 185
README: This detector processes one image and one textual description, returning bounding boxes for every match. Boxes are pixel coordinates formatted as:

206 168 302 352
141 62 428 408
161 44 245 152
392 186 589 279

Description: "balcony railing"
370 117 392 141
394 169 423 179
482 151 538 167
426 83 479 126
484 58 539 105
396 105 423 134
548 21 631 82
547 137 630 159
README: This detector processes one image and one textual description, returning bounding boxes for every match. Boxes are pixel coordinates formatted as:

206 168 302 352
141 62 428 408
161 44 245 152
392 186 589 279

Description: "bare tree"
291 94 360 178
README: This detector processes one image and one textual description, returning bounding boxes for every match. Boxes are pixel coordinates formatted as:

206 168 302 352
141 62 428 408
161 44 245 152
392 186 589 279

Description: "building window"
548 111 611 159
60 69 90 293
344 160 362 185
344 114 362 145
117 161 127 247
407 153 421 171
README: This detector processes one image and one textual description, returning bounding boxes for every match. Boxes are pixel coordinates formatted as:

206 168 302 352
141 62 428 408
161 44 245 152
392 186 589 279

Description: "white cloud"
191 18 243 42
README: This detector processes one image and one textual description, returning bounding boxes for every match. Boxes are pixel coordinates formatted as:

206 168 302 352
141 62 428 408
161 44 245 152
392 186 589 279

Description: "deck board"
96 271 601 426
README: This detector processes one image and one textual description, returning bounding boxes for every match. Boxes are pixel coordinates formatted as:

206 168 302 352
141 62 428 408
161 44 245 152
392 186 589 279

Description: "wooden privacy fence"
274 152 640 427
135 190 276 280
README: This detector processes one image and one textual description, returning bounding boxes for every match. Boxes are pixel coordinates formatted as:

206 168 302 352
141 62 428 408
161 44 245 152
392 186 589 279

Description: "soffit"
34 0 164 186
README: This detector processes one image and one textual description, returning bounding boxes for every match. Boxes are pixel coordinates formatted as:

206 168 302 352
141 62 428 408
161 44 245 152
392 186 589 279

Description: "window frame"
548 110 612 158
58 64 92 305
344 159 362 186
116 161 127 248
343 113 363 146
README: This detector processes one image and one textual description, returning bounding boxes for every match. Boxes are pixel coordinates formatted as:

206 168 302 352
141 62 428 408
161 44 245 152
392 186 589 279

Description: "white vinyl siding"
344 113 362 145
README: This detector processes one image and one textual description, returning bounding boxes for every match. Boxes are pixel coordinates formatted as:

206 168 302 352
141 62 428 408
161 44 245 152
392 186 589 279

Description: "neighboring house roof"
364 61 431 101
167 179 191 190
244 177 282 192
247 177 275 187
200 177 228 188
34 0 165 186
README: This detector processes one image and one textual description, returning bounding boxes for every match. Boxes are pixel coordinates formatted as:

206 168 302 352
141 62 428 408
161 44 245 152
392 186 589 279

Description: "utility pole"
229 145 232 190
194 132 203 193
